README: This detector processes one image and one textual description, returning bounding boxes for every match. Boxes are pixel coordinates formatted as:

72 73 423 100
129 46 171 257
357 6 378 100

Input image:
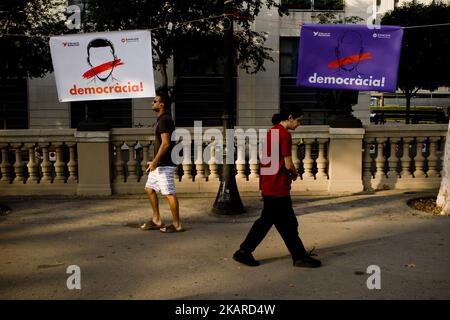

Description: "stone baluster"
195 141 206 181
235 140 246 180
363 140 373 188
302 139 315 180
39 143 53 183
427 137 439 178
113 142 125 182
291 142 300 173
182 139 193 181
374 138 386 180
387 138 399 179
248 137 259 180
66 143 78 183
400 138 413 178
437 136 445 177
316 139 328 180
141 142 150 178
25 143 39 184
53 143 66 183
414 137 426 178
126 141 138 182
0 144 12 184
208 140 220 181
11 143 26 184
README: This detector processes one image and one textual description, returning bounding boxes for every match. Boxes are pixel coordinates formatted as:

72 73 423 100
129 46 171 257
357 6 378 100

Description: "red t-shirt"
260 123 292 197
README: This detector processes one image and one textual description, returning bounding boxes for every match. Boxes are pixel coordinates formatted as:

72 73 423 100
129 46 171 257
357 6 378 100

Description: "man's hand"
146 161 157 173
290 171 298 181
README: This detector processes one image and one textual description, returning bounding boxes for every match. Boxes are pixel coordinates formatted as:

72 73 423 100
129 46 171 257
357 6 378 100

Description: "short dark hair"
272 103 304 124
155 87 172 110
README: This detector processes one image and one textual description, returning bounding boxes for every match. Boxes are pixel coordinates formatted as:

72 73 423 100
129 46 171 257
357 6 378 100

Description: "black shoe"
233 250 260 267
294 247 322 268
293 255 322 268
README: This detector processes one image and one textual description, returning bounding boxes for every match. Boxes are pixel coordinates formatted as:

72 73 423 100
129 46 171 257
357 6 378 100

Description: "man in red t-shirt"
233 106 321 268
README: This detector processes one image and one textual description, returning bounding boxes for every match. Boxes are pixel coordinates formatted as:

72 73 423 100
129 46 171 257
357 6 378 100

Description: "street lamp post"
212 3 245 215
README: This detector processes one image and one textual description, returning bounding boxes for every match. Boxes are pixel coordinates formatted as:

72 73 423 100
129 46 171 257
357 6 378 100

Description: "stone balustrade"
363 124 447 191
0 129 77 195
0 124 447 196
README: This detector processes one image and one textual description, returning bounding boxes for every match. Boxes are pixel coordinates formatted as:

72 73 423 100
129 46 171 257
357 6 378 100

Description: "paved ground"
0 189 449 300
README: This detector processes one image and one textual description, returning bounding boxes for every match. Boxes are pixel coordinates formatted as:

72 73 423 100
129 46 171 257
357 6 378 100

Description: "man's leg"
273 196 321 267
166 194 182 230
239 196 276 253
144 187 162 226
273 196 308 261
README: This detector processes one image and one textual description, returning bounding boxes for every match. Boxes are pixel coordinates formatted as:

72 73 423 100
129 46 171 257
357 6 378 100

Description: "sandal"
159 224 185 233
140 221 164 230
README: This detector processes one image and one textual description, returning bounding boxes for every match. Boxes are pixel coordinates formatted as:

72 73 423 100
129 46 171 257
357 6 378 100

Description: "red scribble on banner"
327 52 373 69
82 59 124 79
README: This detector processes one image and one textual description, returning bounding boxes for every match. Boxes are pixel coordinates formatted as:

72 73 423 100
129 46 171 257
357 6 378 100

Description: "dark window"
280 37 332 125
0 78 28 129
70 99 132 128
314 0 344 10
174 36 236 127
281 0 344 11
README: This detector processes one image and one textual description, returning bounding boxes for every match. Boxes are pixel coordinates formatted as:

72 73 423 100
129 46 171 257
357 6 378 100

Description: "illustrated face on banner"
84 38 124 82
332 31 367 74
296 24 403 92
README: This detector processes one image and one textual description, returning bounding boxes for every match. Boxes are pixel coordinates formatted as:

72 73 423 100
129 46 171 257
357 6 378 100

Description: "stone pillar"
328 128 365 193
67 143 78 183
113 142 125 183
25 143 39 184
75 131 112 196
248 137 259 180
12 143 26 184
387 138 399 179
39 143 53 183
400 138 413 179
208 141 220 181
182 140 192 181
316 139 328 180
414 137 426 178
235 141 246 180
53 143 66 183
362 140 373 191
126 141 138 183
374 138 386 180
427 137 439 178
195 141 206 181
302 139 315 181
141 142 150 181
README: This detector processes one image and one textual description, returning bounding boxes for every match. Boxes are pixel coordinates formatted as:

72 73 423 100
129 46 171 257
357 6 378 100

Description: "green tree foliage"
0 0 67 78
84 0 285 93
381 2 450 124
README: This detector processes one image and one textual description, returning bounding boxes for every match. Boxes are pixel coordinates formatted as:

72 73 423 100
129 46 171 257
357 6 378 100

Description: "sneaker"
233 250 260 267
293 255 322 268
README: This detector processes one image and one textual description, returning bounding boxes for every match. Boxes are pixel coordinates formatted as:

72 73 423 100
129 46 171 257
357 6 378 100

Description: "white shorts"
145 166 177 195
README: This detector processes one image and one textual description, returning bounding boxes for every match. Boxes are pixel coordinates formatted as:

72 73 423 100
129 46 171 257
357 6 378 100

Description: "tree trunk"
436 122 450 215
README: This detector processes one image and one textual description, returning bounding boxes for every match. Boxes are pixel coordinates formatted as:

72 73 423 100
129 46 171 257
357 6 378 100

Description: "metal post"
212 3 245 215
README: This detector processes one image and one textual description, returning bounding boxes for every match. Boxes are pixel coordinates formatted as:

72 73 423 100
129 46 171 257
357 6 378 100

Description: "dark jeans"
239 195 308 262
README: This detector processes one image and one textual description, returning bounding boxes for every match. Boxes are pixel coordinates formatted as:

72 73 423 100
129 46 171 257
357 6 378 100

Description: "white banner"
50 30 156 102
